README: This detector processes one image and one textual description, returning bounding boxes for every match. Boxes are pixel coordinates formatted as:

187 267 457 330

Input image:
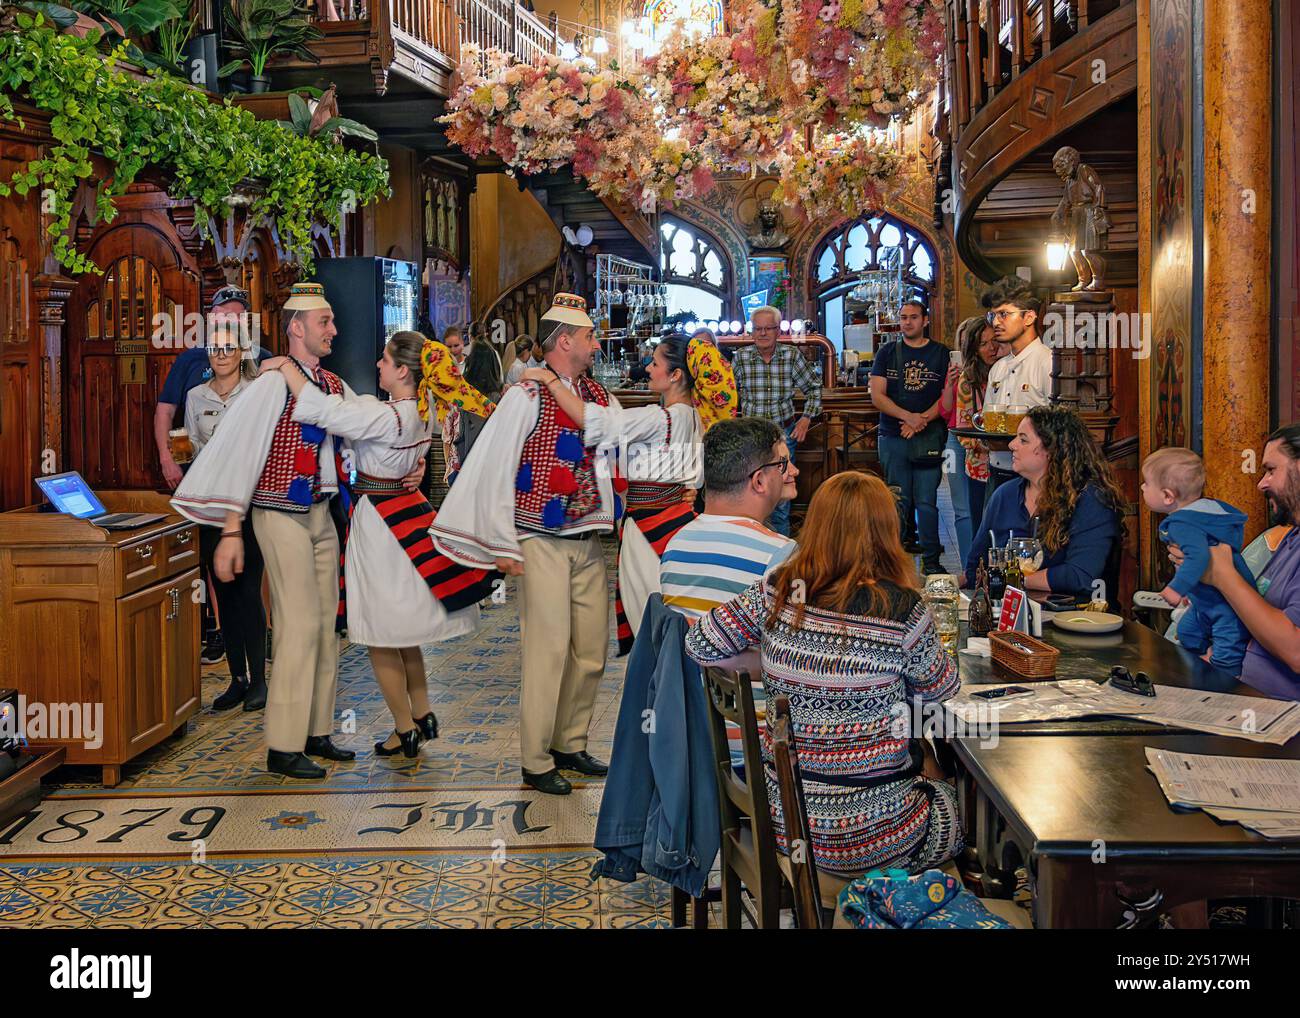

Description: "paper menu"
1145 747 1300 813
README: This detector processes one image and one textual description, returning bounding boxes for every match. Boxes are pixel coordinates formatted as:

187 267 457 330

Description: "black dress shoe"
375 728 422 758
414 711 439 741
304 735 356 761
549 750 608 776
242 679 267 712
212 675 248 711
267 750 326 779
521 767 572 795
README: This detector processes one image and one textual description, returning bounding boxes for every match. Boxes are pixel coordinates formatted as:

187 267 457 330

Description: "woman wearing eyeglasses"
185 323 269 713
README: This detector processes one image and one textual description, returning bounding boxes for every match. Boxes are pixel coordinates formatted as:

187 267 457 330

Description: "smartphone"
971 686 1033 700
949 347 963 369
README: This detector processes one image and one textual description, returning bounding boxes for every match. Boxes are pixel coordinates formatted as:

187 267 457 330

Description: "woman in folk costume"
274 330 498 758
522 333 737 653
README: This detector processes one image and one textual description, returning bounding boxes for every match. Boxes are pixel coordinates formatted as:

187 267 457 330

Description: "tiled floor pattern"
0 853 674 929
4 497 963 929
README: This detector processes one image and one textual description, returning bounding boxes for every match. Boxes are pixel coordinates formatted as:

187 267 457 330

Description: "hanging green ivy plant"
0 13 390 274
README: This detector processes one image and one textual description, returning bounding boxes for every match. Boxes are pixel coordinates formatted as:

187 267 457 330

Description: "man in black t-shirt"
869 300 953 574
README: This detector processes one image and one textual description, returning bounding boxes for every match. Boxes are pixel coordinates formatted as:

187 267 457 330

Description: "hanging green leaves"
0 14 389 274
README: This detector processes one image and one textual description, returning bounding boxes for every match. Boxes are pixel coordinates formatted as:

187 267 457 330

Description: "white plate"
1051 610 1124 634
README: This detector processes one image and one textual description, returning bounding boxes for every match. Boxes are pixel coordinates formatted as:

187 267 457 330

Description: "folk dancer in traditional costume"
431 293 618 796
520 333 737 654
272 331 498 758
173 283 368 779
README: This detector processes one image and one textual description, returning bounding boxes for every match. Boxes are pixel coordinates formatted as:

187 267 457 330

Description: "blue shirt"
159 346 270 423
870 339 949 438
1240 527 1300 699
965 477 1120 599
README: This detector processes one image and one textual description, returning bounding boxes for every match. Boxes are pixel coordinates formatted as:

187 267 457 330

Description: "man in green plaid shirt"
731 306 822 535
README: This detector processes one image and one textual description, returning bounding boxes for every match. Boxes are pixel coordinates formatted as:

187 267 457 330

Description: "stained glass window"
644 0 723 40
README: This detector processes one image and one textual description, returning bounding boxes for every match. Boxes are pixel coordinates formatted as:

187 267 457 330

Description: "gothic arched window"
660 216 731 321
811 214 936 350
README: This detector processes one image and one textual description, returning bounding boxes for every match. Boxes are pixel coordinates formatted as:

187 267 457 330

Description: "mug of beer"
1003 404 1029 433
980 408 1007 433
168 428 194 465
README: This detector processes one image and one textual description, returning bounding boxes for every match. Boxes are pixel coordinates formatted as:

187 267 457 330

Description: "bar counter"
609 385 882 509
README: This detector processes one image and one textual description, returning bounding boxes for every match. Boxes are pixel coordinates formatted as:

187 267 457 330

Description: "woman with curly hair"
964 404 1125 605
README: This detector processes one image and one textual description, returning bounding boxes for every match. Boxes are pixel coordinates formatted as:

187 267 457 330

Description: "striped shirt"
659 514 796 620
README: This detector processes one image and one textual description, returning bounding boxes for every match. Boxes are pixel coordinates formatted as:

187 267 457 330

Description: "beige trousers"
517 534 609 774
252 503 340 752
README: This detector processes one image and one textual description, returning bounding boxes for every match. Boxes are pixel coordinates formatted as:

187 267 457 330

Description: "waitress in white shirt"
185 323 268 713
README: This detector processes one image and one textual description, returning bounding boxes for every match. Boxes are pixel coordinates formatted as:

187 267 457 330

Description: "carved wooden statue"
1050 146 1111 292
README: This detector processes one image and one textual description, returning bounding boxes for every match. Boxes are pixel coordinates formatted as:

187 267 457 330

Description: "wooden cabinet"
0 499 201 786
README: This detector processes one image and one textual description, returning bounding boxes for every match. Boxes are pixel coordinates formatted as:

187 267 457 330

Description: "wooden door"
67 224 199 489
165 566 201 730
0 221 39 511
117 580 172 754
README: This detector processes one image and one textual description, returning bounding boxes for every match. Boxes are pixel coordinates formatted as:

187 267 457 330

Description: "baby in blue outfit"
1142 447 1255 674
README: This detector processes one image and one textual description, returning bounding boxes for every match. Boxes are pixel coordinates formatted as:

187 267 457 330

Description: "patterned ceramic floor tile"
3 542 695 927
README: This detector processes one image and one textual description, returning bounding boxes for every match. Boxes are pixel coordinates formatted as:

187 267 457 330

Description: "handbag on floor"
838 868 1015 930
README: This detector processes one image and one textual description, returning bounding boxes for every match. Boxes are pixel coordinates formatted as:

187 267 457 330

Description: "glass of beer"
1003 404 1029 433
981 408 1006 433
168 428 194 465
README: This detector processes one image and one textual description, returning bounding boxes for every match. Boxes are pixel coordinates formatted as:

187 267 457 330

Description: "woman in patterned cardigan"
685 470 963 876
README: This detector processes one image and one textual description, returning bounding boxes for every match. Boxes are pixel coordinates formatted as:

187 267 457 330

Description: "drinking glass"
1007 536 1044 576
1003 404 1029 433
981 408 1006 433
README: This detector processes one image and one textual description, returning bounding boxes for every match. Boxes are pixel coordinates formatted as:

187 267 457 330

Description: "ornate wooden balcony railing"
293 0 559 95
935 0 1137 267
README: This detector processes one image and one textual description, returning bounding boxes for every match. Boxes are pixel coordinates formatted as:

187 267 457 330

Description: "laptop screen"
35 471 107 519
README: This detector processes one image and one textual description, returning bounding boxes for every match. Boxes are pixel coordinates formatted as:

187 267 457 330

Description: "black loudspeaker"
183 33 220 93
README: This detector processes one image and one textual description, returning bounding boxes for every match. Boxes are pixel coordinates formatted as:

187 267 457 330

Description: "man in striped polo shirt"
660 417 798 619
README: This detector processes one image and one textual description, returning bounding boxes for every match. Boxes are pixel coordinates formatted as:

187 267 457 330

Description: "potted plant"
218 0 320 93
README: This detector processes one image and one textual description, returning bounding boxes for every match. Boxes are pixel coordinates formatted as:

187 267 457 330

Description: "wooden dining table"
954 733 1300 928
947 618 1300 926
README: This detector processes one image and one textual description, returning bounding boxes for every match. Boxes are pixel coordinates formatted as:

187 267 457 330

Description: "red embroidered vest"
514 376 619 534
252 366 345 513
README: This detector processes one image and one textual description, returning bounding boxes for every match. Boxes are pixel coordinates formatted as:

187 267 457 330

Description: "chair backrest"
701 666 781 871
769 694 826 929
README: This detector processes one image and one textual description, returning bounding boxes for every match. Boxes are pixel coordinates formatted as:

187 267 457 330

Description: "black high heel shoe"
414 712 439 741
375 728 422 759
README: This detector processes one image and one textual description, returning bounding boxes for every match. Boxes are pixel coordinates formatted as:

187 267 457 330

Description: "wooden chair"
769 695 1032 930
701 666 791 928
769 694 830 928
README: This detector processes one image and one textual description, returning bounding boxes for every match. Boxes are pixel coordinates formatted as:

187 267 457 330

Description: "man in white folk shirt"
981 276 1055 494
432 293 619 796
172 283 419 779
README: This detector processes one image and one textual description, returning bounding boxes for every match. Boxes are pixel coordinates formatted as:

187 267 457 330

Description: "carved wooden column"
1202 0 1272 541
32 274 73 473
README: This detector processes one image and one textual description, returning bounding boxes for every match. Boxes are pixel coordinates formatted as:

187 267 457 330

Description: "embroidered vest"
514 376 621 533
251 366 345 513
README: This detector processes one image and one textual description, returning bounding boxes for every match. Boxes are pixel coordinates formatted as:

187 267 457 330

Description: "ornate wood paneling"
0 192 40 511
953 2 1138 277
66 193 201 491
